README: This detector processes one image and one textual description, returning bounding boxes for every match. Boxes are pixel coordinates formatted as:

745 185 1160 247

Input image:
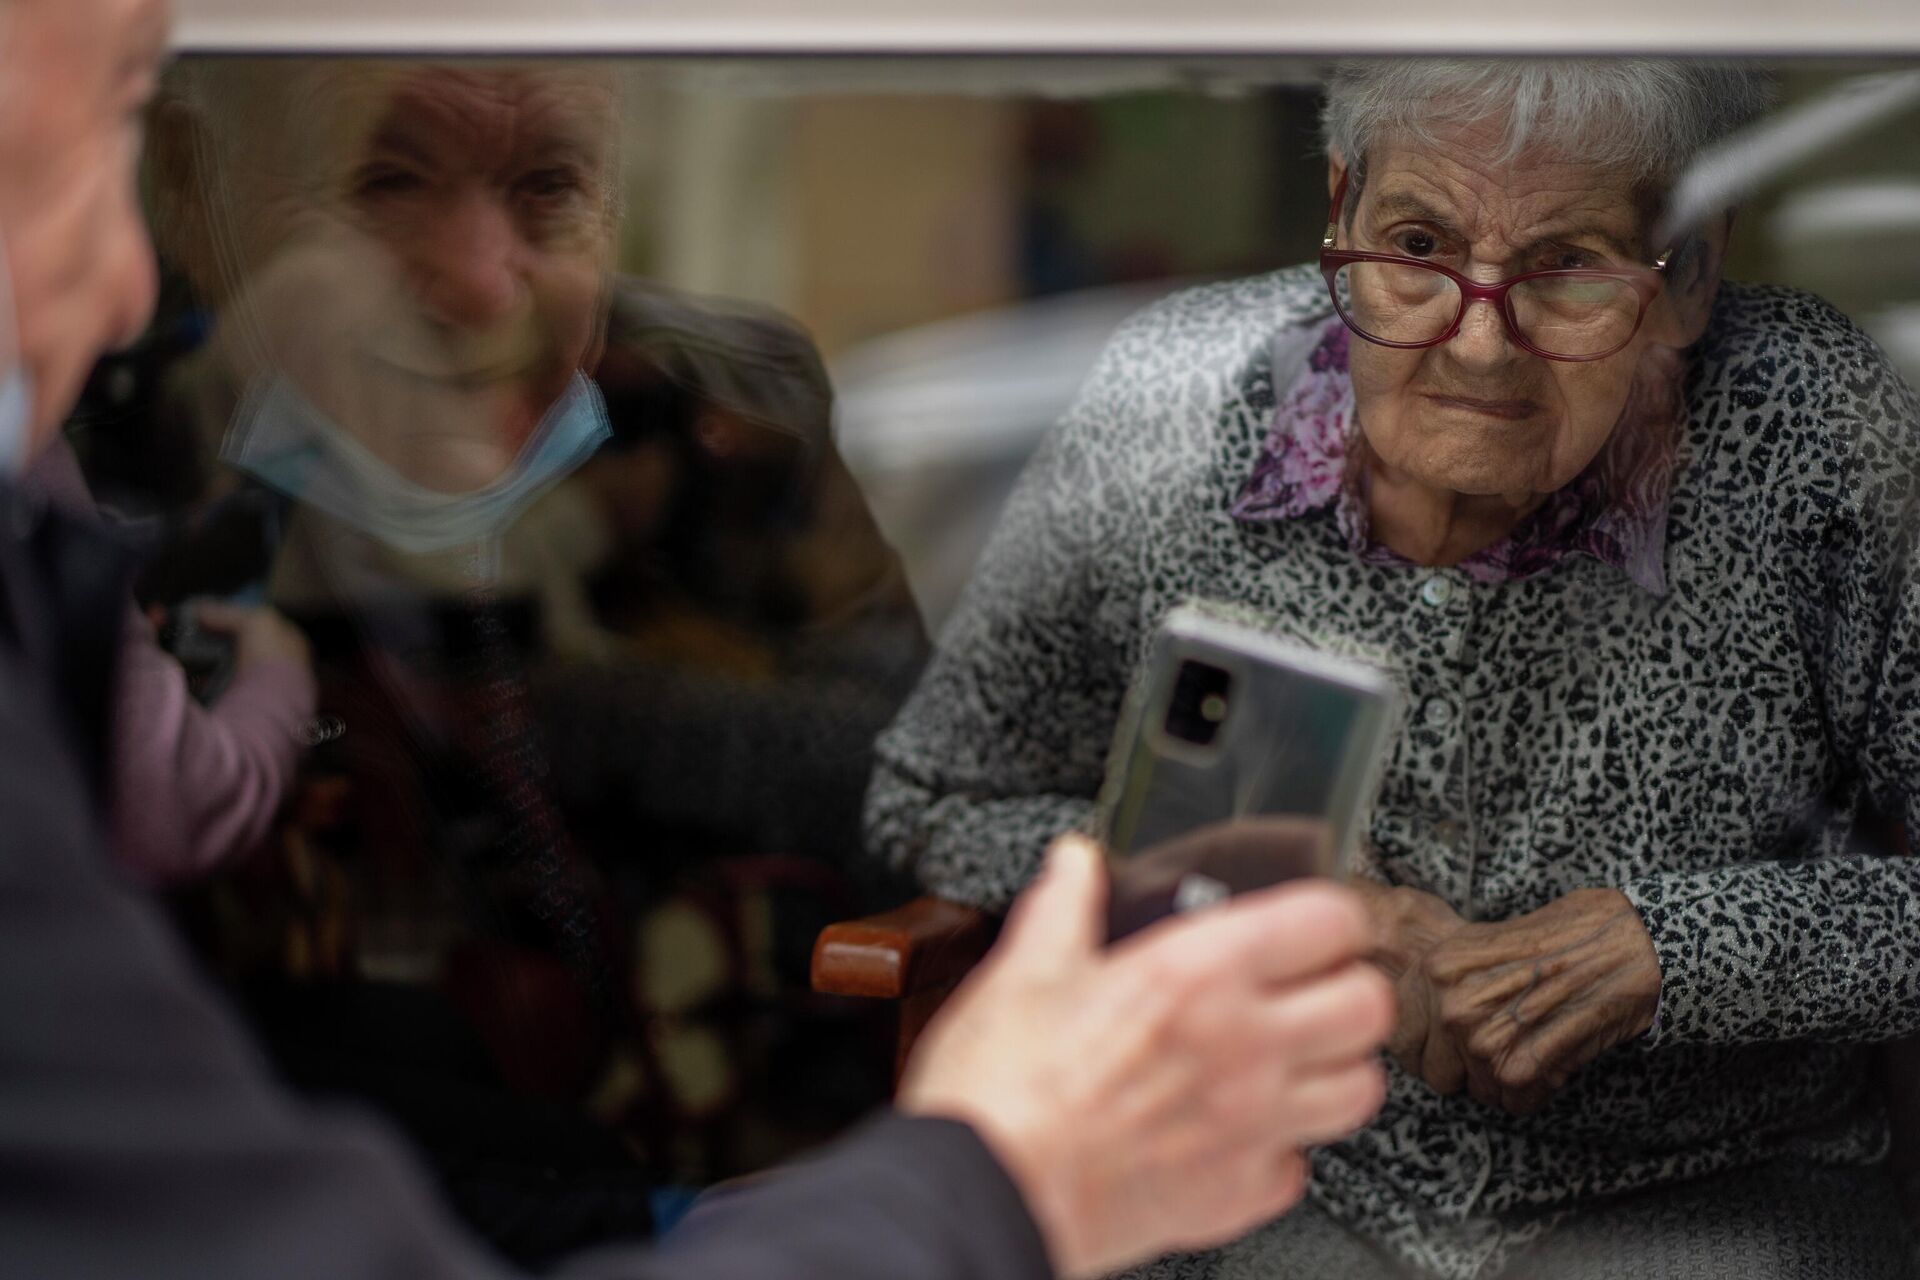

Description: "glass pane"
38 44 1920 1273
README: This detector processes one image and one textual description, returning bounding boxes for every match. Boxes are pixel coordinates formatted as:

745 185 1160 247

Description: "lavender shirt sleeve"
27 438 317 883
110 607 317 883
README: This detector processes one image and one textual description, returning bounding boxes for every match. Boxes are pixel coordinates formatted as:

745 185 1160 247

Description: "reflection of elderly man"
145 60 699 1261
144 55 933 1263
155 55 927 874
872 61 1920 1278
154 58 620 557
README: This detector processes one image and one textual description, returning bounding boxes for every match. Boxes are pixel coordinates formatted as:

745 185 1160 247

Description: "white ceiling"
172 0 1920 57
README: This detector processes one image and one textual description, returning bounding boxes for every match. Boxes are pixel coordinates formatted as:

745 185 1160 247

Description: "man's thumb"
996 835 1107 972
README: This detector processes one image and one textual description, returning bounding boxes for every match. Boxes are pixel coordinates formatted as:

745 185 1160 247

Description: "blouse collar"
1230 319 1677 595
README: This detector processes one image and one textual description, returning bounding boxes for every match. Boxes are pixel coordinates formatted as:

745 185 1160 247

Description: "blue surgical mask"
0 363 31 479
0 231 33 479
224 371 612 556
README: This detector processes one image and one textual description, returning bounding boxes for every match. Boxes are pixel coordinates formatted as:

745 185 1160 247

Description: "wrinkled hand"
191 601 313 675
899 835 1392 1280
1360 882 1661 1115
1351 876 1466 977
1349 877 1467 1089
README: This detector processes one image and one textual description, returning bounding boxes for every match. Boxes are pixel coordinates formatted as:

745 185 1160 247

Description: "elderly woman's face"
202 62 619 493
1339 123 1669 500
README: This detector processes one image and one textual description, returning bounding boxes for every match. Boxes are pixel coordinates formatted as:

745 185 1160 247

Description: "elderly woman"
867 60 1920 1279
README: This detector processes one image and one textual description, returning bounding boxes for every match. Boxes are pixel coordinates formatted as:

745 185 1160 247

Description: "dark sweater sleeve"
589 1115 1054 1280
0 657 1051 1280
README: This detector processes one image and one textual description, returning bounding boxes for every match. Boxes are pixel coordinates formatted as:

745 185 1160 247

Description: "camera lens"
1164 659 1233 747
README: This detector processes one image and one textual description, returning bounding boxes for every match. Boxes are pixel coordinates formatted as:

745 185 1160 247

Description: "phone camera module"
1165 660 1233 747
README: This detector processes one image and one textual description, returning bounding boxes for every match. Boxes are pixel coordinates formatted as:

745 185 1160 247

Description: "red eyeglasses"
1318 173 1671 363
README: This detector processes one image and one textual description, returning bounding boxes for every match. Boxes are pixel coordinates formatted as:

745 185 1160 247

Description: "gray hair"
1321 59 1776 203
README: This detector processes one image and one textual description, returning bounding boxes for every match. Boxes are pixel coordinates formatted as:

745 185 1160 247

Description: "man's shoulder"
0 642 100 882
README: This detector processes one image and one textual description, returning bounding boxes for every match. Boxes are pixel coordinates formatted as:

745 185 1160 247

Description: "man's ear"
1651 209 1733 349
142 95 224 303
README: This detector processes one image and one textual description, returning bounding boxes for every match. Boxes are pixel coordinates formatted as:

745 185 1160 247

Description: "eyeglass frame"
1318 172 1673 364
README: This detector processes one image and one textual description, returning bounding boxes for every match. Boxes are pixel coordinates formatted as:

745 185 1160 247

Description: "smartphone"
1096 604 1400 939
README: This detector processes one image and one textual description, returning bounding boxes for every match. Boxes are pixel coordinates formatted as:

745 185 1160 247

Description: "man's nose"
408 191 523 332
1443 296 1521 371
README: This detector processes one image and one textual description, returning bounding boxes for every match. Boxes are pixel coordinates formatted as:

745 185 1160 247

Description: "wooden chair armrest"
811 896 999 999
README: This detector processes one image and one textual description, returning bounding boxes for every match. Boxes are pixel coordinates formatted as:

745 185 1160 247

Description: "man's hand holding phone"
900 833 1392 1280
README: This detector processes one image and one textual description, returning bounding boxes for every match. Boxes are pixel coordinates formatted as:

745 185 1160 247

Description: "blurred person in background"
143 61 663 1258
872 59 1920 1278
0 2 1399 1279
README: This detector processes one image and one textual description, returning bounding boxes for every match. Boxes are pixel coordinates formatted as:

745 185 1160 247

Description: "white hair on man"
151 57 627 249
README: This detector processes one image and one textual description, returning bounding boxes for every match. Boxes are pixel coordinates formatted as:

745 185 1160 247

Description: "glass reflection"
100 58 929 1264
55 50 1920 1275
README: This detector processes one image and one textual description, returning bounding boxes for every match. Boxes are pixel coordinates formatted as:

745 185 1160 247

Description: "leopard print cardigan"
865 264 1920 1277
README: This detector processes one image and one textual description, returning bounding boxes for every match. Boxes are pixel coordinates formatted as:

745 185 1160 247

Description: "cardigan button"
1419 575 1455 608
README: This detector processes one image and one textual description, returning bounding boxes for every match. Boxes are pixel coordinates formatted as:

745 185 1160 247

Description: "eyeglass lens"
1332 262 1641 358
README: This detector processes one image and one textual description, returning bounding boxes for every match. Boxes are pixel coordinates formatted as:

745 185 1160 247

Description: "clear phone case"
1096 604 1401 938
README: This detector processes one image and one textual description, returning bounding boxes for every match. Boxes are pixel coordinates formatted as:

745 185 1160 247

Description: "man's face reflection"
206 62 618 494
